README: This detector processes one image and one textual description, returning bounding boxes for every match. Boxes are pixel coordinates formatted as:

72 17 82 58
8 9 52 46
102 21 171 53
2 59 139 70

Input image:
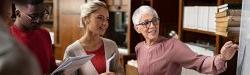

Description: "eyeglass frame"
19 9 49 21
136 17 160 28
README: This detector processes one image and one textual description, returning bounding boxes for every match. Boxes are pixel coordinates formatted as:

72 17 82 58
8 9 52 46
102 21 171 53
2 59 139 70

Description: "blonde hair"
80 0 107 28
132 5 159 26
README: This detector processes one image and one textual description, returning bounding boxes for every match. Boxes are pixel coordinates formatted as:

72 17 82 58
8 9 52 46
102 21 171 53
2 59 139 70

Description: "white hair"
80 0 107 28
132 5 159 26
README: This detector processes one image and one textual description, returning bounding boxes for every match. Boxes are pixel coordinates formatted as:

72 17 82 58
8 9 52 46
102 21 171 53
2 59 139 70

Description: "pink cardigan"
135 36 226 75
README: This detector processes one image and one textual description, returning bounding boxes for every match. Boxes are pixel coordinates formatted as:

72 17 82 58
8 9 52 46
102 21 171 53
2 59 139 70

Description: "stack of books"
183 6 217 32
216 4 241 42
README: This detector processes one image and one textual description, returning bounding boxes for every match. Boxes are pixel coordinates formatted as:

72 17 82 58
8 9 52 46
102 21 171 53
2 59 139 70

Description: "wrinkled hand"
100 72 115 75
220 41 238 61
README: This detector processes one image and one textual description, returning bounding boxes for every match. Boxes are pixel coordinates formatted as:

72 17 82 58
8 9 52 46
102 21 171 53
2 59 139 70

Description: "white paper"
51 54 94 75
106 53 116 72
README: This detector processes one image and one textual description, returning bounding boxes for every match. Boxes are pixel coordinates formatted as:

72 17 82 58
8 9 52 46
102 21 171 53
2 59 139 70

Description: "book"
197 6 206 30
216 21 240 28
216 31 228 37
183 6 218 32
216 27 227 33
216 16 241 22
190 6 198 29
208 6 217 32
201 7 209 31
218 4 228 9
216 27 240 37
219 7 229 12
183 6 190 29
216 9 241 18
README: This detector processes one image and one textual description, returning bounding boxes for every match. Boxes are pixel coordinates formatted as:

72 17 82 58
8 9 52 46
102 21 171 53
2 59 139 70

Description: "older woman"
63 0 124 75
132 5 238 75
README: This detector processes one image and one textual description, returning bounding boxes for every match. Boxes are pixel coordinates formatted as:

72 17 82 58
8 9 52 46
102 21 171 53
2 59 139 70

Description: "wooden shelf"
43 19 53 23
44 0 53 4
178 0 241 75
184 0 218 6
183 28 216 36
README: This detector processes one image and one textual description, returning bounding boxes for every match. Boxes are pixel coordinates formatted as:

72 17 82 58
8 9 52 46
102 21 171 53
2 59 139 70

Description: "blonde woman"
63 0 124 75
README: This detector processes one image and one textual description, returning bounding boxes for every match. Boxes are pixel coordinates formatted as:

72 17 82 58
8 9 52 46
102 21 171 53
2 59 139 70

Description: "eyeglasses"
137 17 159 28
20 9 49 21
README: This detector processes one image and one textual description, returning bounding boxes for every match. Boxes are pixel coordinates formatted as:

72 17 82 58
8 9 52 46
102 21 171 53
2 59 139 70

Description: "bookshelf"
178 0 219 54
43 0 54 32
178 0 242 54
178 0 242 75
183 28 216 36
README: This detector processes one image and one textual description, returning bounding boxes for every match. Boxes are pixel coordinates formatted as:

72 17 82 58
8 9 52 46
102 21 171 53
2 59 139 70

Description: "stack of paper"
51 54 94 75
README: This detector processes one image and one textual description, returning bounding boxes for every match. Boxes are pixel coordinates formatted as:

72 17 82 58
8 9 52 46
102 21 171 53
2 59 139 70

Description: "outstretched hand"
220 41 239 61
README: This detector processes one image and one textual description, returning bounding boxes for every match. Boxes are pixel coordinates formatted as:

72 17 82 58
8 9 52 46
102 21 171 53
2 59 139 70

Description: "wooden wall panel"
54 0 84 59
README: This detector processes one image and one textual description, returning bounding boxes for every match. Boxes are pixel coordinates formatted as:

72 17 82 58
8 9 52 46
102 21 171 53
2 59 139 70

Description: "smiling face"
87 7 109 36
135 13 160 41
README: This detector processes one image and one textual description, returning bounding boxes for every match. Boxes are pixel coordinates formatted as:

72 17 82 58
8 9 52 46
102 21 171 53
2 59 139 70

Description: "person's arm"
46 31 58 73
171 39 227 74
110 42 124 75
0 25 41 75
49 51 57 73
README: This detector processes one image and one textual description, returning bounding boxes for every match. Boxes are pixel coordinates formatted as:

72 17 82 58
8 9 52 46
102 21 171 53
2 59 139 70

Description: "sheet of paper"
106 53 116 72
51 54 94 75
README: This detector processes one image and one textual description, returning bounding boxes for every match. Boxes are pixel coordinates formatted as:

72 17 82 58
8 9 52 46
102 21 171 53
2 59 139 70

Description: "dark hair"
13 0 44 6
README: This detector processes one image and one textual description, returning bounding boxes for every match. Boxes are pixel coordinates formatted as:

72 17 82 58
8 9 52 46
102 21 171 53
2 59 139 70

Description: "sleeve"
49 50 57 73
110 41 125 75
41 29 57 73
0 26 41 75
171 39 227 74
62 45 81 75
63 47 70 60
45 30 58 73
135 42 143 57
63 46 76 60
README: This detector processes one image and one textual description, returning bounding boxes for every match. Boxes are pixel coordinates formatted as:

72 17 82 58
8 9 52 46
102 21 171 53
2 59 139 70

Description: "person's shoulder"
161 36 180 44
135 41 144 51
157 36 183 49
65 40 82 52
102 37 117 46
9 25 15 30
102 38 118 54
38 28 49 33
135 41 144 48
9 25 19 32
